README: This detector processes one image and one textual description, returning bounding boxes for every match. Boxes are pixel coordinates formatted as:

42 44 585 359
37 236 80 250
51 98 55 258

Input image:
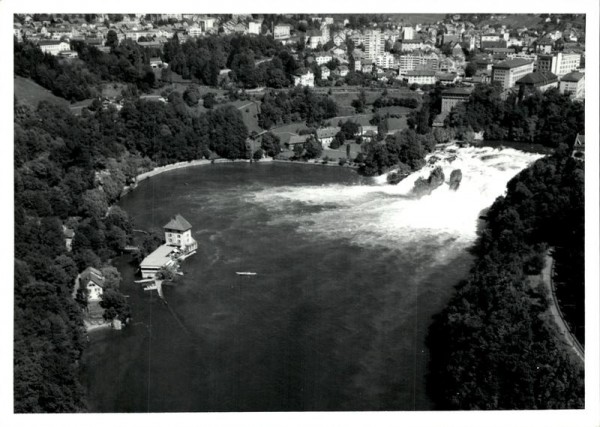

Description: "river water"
80 145 543 412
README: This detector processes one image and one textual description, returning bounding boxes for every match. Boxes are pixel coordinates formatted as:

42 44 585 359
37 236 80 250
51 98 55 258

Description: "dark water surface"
80 162 474 412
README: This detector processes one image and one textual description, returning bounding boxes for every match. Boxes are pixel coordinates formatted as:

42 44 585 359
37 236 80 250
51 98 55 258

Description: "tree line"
445 84 585 147
258 86 338 129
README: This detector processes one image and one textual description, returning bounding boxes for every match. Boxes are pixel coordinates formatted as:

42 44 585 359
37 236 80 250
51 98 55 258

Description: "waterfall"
250 144 544 264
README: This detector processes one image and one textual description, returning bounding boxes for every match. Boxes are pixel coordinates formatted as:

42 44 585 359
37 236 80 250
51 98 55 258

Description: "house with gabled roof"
80 267 105 302
572 134 584 161
164 214 197 252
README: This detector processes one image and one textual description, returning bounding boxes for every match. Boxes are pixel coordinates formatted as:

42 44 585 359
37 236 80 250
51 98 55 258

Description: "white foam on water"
250 145 543 265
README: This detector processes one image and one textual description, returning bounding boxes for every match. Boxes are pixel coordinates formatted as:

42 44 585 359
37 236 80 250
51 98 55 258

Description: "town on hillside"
14 13 585 167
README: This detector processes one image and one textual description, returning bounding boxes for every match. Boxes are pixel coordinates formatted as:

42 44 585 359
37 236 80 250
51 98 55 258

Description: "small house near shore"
80 267 105 301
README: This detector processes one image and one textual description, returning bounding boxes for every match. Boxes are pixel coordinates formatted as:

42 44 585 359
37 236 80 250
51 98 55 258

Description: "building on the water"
140 214 198 278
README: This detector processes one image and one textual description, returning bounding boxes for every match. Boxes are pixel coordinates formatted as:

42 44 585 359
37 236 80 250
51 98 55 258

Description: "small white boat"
236 272 257 276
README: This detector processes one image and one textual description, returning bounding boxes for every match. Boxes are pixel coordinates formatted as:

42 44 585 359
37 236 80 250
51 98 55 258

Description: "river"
79 145 543 412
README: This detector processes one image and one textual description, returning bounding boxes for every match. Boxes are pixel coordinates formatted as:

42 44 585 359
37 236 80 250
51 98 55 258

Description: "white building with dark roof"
38 40 70 55
491 58 534 90
164 214 197 251
316 127 341 148
404 70 437 85
80 267 105 302
140 214 197 278
559 72 585 99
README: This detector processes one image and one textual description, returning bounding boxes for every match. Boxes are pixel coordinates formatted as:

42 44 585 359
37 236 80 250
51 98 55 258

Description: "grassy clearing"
15 76 70 109
14 76 93 114
389 14 446 25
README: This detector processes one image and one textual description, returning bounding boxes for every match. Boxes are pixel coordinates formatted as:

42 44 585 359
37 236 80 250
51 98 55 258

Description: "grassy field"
377 106 413 116
389 14 446 25
15 76 93 114
477 14 543 28
226 100 262 134
15 76 70 109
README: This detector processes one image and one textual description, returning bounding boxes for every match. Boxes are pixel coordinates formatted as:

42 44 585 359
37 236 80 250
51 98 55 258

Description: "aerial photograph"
9 4 598 425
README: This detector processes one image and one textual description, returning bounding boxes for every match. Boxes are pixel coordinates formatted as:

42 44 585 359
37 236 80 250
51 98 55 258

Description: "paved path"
541 253 584 363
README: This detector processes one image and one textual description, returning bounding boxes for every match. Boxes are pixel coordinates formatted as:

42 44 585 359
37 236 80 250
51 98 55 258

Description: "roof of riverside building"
163 214 192 231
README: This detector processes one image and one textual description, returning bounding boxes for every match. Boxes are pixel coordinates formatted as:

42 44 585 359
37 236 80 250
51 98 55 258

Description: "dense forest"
445 85 585 147
14 33 301 102
258 87 338 128
14 83 252 411
163 33 298 89
426 148 585 409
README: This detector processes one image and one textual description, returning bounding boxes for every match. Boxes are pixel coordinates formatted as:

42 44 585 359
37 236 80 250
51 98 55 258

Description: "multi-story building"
248 20 262 35
375 52 396 69
404 70 437 85
38 40 71 55
402 26 414 40
293 70 315 87
315 52 333 66
399 39 424 52
273 24 291 40
320 23 331 44
559 72 585 99
198 17 216 32
441 87 472 112
491 58 534 90
515 71 559 94
364 29 384 60
398 52 439 73
187 25 203 37
320 66 331 79
536 52 581 77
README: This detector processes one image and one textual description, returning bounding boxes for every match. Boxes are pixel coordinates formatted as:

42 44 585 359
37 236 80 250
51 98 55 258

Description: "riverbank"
273 158 359 170
122 157 275 196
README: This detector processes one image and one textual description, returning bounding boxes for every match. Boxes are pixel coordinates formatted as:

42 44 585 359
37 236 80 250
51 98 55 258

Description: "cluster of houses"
16 13 584 100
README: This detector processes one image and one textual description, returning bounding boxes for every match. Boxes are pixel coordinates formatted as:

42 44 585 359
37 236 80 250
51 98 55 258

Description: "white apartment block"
248 21 262 35
537 52 581 77
402 26 414 40
397 53 439 73
364 29 384 60
38 40 70 55
559 72 585 99
491 59 534 90
274 24 291 40
404 70 437 85
376 52 396 69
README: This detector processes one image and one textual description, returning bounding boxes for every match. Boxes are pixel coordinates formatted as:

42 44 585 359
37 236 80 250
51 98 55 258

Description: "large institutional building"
537 52 581 77
491 58 534 90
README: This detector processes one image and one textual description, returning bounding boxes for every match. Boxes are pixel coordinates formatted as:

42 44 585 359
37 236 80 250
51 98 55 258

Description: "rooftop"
317 127 341 138
288 135 310 145
561 71 585 82
405 70 436 76
493 58 533 69
516 71 558 85
140 244 178 268
442 87 473 96
81 266 104 288
163 214 192 231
